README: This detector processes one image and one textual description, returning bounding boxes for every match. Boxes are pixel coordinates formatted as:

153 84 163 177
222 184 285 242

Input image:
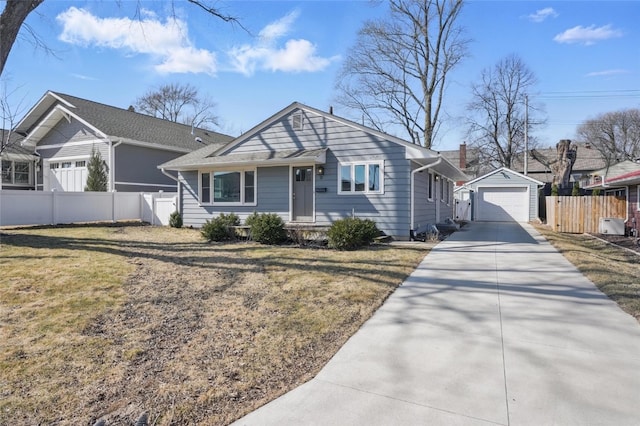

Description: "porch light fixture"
317 166 325 176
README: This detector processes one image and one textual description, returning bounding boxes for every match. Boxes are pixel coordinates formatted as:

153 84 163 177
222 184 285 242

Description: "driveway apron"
233 222 640 425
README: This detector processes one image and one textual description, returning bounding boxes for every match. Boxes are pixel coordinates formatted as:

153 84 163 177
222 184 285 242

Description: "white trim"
637 186 640 211
337 160 385 195
114 181 177 188
465 166 544 187
197 168 258 207
110 137 193 154
34 139 107 150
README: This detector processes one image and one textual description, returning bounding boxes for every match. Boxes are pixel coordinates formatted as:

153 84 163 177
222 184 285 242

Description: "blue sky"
2 0 639 151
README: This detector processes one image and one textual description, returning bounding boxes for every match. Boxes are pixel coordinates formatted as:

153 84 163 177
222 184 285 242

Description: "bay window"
338 161 384 194
199 169 256 205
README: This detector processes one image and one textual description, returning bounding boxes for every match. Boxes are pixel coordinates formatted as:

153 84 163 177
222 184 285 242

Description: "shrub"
571 181 580 196
592 188 602 196
201 213 240 242
248 213 286 245
327 217 380 250
551 184 559 196
169 211 183 228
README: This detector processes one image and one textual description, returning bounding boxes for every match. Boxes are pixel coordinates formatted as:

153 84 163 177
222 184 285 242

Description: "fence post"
52 190 57 225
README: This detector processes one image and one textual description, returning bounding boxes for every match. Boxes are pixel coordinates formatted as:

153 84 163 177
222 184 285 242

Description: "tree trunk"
0 0 44 77
551 139 577 190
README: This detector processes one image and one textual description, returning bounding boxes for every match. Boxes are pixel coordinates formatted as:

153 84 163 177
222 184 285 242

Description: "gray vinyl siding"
37 117 103 146
180 166 290 227
114 144 180 191
413 166 436 230
226 110 412 238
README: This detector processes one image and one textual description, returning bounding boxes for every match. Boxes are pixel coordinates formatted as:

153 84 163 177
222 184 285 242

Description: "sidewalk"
232 222 640 425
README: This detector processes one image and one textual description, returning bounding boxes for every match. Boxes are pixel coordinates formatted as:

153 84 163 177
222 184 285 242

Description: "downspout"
410 157 443 240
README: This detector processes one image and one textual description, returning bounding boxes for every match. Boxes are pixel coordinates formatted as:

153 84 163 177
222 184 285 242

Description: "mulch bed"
589 233 640 255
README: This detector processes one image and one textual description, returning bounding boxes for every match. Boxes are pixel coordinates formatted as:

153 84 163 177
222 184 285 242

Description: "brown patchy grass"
535 224 640 322
0 224 430 425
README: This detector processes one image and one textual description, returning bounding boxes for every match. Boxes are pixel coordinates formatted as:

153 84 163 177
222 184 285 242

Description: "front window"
200 169 256 205
1 160 31 185
427 173 434 200
338 161 384 194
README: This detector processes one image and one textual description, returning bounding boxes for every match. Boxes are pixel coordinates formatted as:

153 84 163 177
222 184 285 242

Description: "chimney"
329 106 334 115
459 143 467 169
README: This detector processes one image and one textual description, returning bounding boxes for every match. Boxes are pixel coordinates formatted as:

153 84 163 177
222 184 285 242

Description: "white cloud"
585 69 630 77
528 7 558 23
56 7 217 75
553 24 623 45
227 10 339 76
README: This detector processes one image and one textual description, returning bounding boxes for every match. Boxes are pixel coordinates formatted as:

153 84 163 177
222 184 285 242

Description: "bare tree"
134 83 219 129
577 108 640 170
335 0 469 148
466 54 541 169
0 81 28 154
0 0 242 77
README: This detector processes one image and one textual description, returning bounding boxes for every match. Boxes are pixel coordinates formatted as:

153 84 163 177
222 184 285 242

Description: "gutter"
410 157 442 239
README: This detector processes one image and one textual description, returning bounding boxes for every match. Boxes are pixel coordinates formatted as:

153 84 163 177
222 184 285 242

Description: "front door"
292 166 313 221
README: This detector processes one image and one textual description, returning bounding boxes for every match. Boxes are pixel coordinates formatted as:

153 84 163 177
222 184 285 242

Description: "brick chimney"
459 143 467 169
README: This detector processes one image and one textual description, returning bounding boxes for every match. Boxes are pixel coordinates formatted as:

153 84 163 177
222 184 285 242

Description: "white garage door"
477 187 529 222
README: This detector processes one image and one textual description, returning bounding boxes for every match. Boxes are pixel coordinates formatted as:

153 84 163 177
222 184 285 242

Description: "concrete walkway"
233 222 640 425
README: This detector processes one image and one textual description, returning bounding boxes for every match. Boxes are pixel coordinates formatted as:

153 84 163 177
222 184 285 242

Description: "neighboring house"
1 129 39 190
9 91 233 192
160 102 467 240
455 167 543 222
585 160 640 233
513 142 607 187
440 143 485 184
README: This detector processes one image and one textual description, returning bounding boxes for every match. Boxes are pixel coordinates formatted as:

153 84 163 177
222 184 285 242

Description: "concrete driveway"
233 222 640 425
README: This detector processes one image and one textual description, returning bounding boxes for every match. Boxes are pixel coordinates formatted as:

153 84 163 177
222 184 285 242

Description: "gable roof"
160 101 467 183
15 91 234 153
585 160 640 188
461 167 544 187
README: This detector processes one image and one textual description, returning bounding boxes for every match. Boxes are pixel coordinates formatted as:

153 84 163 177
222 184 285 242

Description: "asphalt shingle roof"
52 92 234 152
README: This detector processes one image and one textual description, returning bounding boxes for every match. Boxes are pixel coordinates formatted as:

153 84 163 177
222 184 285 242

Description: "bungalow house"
6 91 233 191
585 160 640 234
159 102 467 240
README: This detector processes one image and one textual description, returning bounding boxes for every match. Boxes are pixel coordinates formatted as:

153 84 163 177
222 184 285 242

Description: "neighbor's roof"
15 91 234 153
585 160 640 188
512 143 607 174
1 129 38 161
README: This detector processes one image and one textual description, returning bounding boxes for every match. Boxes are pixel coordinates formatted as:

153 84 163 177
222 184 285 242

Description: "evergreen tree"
84 148 109 191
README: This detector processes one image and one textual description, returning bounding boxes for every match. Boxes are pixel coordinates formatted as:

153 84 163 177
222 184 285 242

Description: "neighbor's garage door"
477 187 528 222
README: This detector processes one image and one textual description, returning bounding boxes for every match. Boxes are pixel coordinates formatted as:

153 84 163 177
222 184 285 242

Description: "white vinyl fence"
0 191 177 227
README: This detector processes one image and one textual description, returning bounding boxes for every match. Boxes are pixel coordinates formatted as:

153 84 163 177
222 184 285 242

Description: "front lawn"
0 224 429 425
535 225 640 322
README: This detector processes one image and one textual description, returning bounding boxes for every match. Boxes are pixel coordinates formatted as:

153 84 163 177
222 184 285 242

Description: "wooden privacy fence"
546 196 626 233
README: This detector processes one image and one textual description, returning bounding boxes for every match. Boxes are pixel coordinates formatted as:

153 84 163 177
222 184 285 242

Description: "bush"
201 213 240 242
551 184 559 196
247 213 286 245
327 217 380 250
592 188 602 196
572 181 580 196
169 211 183 228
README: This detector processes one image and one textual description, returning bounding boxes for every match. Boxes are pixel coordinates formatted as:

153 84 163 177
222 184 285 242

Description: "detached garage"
457 167 543 222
